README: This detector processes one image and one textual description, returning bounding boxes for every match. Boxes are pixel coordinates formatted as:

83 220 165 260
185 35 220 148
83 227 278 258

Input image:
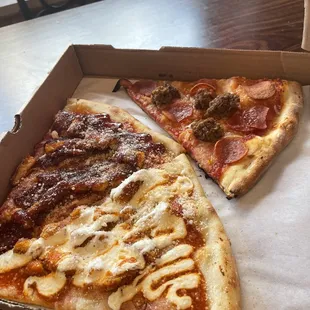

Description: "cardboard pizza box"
1 45 310 309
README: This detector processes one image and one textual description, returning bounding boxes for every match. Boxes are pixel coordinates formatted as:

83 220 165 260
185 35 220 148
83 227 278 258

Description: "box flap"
0 45 83 205
74 45 310 84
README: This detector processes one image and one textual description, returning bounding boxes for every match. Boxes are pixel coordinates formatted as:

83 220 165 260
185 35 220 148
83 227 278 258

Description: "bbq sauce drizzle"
0 111 168 254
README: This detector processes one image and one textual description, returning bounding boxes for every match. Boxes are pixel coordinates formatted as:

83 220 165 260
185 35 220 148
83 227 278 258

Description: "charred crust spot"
194 89 214 110
206 93 240 118
219 265 225 276
151 83 180 106
191 118 224 142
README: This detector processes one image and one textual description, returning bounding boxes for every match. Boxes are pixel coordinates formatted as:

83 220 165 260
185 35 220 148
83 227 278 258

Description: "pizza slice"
120 77 303 198
0 98 183 255
0 154 240 310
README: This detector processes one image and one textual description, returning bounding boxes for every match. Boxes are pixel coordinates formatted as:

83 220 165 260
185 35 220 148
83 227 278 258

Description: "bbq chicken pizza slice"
0 98 184 255
120 77 303 198
0 154 240 310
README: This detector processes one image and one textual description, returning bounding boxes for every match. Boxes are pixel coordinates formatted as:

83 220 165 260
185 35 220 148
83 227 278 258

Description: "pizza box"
0 45 310 310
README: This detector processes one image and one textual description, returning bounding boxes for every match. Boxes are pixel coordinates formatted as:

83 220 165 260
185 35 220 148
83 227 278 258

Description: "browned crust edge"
223 81 303 198
163 154 241 310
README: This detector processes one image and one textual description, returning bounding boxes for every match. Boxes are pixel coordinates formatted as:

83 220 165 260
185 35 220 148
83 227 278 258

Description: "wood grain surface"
0 0 305 132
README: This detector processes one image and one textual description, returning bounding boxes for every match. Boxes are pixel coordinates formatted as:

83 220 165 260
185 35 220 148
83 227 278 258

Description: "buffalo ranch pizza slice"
0 155 240 310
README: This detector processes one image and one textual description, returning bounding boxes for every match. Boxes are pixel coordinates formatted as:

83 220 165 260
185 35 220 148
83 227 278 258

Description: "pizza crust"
221 81 303 197
66 98 185 156
163 155 241 309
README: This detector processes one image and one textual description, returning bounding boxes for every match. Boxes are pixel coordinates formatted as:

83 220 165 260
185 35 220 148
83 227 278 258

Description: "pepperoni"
197 78 216 85
214 137 248 164
243 106 269 129
226 111 245 131
243 81 275 100
189 83 216 96
164 101 193 122
227 105 269 132
131 80 157 96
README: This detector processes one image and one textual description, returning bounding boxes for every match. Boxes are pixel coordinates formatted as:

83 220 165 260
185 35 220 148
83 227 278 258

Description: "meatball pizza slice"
120 77 303 198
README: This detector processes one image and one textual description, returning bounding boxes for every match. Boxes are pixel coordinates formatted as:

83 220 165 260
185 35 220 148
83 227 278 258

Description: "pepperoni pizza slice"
120 77 303 198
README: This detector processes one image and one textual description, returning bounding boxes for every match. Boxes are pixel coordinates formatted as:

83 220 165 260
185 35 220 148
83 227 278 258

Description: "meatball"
191 118 224 142
151 83 180 106
194 89 214 110
206 93 240 117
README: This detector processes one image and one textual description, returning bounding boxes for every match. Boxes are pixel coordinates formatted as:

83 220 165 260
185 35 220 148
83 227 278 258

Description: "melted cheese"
142 176 194 210
73 244 145 287
165 274 200 309
0 160 202 308
134 201 168 226
246 136 264 156
110 168 167 206
221 135 269 190
0 250 32 273
27 238 45 258
57 255 82 273
108 246 199 310
156 244 193 266
124 202 187 251
24 272 66 297
142 259 195 300
234 84 253 108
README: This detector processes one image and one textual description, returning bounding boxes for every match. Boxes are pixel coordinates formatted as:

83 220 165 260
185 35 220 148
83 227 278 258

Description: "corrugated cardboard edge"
0 45 83 204
302 0 310 51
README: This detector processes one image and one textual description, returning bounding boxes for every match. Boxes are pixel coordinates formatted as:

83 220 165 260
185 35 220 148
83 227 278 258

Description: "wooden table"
0 0 304 133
